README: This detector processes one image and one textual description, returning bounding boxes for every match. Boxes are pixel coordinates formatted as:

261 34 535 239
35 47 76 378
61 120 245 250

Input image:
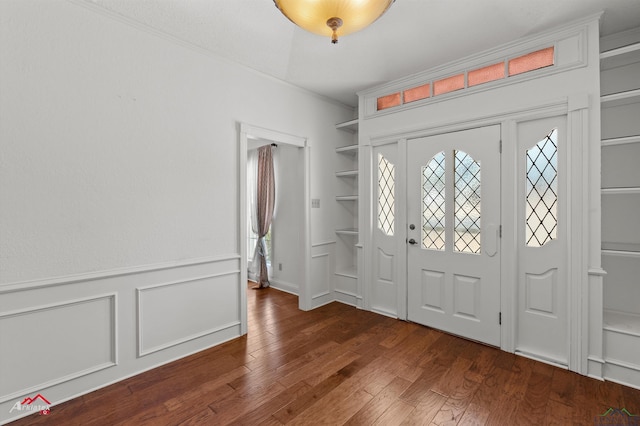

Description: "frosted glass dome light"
274 0 395 44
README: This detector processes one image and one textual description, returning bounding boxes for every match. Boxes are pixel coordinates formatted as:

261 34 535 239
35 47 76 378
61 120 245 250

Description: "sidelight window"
526 128 558 247
378 153 395 236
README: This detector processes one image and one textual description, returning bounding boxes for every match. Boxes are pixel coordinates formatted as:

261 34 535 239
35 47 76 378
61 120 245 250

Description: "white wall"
271 144 304 294
0 0 351 284
0 0 352 423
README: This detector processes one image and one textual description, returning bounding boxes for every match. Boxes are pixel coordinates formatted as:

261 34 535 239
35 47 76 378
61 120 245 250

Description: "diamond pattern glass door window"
454 151 481 254
422 152 446 250
378 153 395 236
526 129 558 247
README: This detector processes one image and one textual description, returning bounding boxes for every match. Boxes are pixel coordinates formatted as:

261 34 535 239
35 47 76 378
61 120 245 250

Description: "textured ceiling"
86 0 640 107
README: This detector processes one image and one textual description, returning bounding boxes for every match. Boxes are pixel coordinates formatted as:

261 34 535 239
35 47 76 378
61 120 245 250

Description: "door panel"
516 116 567 364
371 143 398 317
407 125 501 346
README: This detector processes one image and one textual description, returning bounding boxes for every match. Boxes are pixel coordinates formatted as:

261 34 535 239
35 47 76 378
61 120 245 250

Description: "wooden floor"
11 285 640 425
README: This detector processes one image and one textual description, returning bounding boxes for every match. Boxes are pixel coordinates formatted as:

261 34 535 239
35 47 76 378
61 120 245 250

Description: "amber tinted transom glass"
376 46 555 112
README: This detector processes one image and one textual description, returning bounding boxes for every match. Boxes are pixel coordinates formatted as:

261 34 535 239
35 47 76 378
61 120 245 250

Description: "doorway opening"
239 123 310 335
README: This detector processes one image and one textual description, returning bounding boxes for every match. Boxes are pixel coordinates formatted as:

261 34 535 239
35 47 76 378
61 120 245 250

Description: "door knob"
408 238 417 245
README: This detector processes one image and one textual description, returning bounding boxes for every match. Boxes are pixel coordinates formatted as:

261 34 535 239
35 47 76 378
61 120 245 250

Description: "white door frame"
238 123 311 335
367 97 587 367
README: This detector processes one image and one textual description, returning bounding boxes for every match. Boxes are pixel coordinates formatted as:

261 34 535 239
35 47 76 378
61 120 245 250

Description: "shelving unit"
335 170 358 178
335 144 359 154
600 31 640 388
334 119 360 298
600 88 640 106
335 228 358 235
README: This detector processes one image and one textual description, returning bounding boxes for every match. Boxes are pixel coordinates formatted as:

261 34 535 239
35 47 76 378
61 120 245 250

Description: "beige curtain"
253 145 275 288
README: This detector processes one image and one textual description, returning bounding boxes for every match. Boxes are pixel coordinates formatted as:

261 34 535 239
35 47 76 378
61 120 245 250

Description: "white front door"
407 125 501 346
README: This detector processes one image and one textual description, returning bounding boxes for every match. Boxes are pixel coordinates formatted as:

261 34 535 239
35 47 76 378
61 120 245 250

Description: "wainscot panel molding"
333 288 360 307
0 294 117 403
137 271 241 357
0 255 244 425
310 244 335 309
0 255 239 294
311 241 337 247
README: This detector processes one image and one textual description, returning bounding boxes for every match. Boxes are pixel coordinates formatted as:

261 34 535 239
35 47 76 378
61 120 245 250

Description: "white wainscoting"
0 255 242 425
0 294 117 403
334 279 359 307
137 271 241 357
310 243 335 309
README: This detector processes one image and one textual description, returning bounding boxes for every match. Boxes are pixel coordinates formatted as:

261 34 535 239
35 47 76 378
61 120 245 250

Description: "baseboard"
268 279 299 295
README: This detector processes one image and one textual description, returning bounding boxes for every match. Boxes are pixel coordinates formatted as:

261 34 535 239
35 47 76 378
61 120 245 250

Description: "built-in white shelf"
604 310 640 337
335 118 359 133
335 228 358 235
601 135 640 147
600 88 640 106
600 41 640 70
336 144 359 155
336 170 358 178
602 242 640 254
601 187 640 195
335 119 360 291
600 42 640 60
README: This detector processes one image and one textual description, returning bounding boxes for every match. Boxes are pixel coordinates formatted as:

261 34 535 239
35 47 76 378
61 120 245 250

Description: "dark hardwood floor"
10 284 640 425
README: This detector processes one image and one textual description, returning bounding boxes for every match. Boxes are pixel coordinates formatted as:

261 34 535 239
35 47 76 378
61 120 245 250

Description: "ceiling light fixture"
273 0 395 44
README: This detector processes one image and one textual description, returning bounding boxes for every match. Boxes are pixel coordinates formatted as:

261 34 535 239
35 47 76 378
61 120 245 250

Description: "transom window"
376 46 555 112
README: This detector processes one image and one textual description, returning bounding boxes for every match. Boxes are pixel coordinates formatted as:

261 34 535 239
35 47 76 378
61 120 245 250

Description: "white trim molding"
0 294 118 403
136 271 240 357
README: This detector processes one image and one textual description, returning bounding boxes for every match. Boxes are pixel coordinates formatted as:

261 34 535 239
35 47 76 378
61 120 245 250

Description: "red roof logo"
21 394 51 406
9 393 51 416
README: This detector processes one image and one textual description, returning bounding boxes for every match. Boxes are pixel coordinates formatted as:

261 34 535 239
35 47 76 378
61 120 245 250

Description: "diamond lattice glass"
422 152 446 250
378 153 395 236
454 151 481 254
526 129 558 247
